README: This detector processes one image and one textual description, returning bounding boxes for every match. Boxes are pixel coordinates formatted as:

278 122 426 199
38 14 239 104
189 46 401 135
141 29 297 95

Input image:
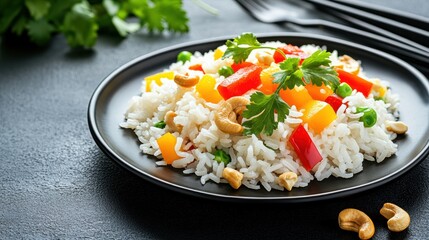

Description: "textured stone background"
1 1 428 239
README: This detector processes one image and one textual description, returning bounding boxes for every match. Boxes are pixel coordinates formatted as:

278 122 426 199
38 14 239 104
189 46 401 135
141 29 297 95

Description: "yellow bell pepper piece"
305 83 334 101
258 64 280 94
144 71 174 92
279 86 313 110
301 100 336 134
195 74 223 103
213 48 224 60
156 132 181 164
370 78 387 98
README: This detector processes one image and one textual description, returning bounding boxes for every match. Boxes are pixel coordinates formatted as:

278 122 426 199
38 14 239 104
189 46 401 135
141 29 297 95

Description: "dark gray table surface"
1 0 428 239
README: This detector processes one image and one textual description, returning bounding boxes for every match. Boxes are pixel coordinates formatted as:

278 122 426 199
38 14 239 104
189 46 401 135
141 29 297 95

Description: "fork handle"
307 19 429 70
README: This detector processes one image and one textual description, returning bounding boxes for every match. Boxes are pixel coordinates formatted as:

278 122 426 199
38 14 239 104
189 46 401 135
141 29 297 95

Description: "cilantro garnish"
225 33 340 136
0 0 190 48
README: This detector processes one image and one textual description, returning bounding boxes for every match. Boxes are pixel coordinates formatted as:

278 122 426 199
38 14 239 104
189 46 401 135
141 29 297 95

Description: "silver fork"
236 0 429 67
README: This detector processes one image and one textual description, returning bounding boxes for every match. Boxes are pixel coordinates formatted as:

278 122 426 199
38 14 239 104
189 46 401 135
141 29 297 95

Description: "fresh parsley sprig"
223 32 286 63
224 33 340 136
0 0 190 48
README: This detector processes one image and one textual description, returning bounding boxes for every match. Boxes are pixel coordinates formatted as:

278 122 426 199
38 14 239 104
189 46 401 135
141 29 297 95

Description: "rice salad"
120 33 404 192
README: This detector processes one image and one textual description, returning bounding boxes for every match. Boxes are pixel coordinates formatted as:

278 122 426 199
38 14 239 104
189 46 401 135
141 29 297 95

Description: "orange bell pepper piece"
258 65 280 94
305 83 334 101
156 132 181 164
301 100 336 134
279 86 313 110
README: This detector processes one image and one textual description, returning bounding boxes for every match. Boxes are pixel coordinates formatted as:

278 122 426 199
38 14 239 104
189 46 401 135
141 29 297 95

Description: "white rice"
120 42 400 191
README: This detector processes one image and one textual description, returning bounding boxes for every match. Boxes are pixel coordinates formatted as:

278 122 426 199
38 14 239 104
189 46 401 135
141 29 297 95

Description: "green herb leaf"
25 0 51 20
61 1 98 48
223 35 340 136
223 32 262 63
301 50 339 89
26 18 54 45
141 0 189 32
242 92 289 136
0 0 23 34
112 16 140 37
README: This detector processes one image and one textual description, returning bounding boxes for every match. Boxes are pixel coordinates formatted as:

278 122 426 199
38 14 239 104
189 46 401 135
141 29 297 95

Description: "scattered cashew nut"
214 96 250 134
165 111 183 133
222 167 243 189
385 120 408 134
380 203 410 232
278 172 298 191
174 73 199 88
338 208 375 240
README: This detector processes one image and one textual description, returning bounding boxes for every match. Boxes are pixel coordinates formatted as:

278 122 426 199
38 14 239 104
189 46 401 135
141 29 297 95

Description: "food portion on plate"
120 33 407 192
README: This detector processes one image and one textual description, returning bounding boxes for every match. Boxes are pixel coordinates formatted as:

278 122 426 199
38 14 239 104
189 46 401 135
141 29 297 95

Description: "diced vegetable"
144 71 175 92
305 83 334 101
177 51 192 63
337 69 373 97
217 64 262 100
154 120 166 129
213 149 231 164
356 107 377 127
218 66 234 78
156 132 181 164
301 100 336 133
335 82 353 98
289 124 323 171
370 78 387 98
324 95 344 113
189 64 204 73
231 61 253 72
213 48 224 60
273 44 307 63
278 86 313 110
195 74 223 103
258 64 280 94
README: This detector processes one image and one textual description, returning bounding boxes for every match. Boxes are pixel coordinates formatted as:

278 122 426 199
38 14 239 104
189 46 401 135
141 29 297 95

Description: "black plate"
88 33 429 202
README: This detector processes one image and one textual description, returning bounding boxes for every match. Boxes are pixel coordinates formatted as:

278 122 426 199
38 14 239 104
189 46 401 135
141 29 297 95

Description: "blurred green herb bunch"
0 0 189 48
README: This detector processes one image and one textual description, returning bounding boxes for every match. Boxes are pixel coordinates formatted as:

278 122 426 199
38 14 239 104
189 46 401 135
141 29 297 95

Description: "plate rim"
88 32 429 202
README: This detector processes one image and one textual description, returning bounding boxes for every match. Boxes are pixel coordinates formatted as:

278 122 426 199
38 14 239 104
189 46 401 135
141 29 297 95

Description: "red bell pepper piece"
289 124 322 171
325 94 344 113
217 64 262 100
189 64 205 73
273 44 308 64
231 62 253 72
337 69 373 97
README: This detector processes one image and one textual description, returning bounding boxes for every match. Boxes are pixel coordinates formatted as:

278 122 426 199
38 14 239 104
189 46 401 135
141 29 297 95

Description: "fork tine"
236 0 265 13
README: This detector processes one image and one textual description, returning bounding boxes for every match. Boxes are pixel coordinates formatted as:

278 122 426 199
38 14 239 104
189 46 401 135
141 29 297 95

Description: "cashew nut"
214 96 250 134
385 120 408 134
278 172 297 191
255 51 274 66
174 73 199 88
338 208 375 240
222 167 243 189
337 55 361 75
380 203 410 232
165 111 182 133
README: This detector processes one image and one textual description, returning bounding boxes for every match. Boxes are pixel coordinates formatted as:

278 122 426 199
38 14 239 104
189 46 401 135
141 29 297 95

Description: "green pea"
336 82 353 98
154 120 166 129
213 149 231 165
177 51 192 63
356 107 377 127
218 66 234 77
